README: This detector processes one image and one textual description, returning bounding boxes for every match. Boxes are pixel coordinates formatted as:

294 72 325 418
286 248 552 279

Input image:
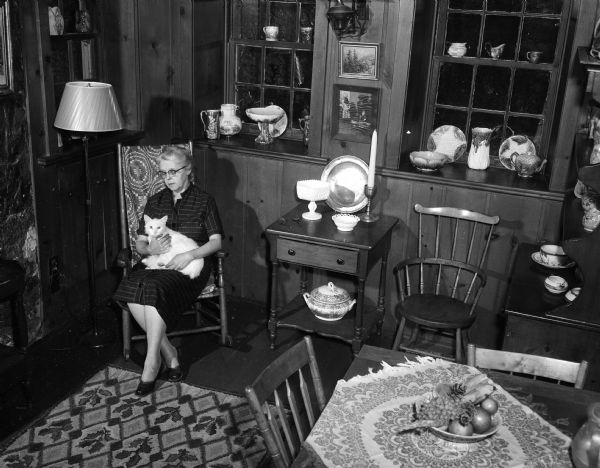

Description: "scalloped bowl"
409 151 449 172
332 213 360 231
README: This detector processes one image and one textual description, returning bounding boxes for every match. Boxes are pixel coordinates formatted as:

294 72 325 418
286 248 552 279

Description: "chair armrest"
115 248 132 269
215 250 228 260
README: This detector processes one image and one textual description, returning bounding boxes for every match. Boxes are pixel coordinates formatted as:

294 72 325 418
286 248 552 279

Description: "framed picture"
0 0 13 94
332 85 379 142
339 42 379 80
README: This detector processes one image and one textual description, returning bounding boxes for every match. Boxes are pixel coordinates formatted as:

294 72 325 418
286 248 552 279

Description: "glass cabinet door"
229 0 316 137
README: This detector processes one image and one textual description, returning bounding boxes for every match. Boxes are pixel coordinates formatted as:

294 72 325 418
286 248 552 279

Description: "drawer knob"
288 249 296 256
337 258 345 265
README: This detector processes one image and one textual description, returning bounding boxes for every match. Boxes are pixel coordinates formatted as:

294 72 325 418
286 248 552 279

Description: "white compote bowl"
296 179 330 220
246 105 286 144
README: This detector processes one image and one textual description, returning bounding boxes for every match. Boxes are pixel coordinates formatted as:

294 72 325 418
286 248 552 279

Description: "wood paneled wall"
197 147 563 348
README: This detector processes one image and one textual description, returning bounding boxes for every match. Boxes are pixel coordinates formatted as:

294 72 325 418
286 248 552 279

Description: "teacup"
540 244 569 267
263 25 279 41
565 287 581 302
526 51 543 64
544 275 568 294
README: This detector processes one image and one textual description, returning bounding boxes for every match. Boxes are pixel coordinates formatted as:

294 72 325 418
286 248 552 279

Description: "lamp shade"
54 81 124 133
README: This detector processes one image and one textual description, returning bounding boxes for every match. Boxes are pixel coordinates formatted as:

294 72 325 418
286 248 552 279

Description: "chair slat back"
467 344 589 389
415 203 500 269
117 142 193 265
245 336 326 468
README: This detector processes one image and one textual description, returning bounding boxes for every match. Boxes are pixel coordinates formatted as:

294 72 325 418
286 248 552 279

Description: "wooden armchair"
115 142 231 360
245 336 326 468
392 204 500 362
467 344 589 389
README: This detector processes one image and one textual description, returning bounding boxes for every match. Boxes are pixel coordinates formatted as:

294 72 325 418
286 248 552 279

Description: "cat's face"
144 215 168 237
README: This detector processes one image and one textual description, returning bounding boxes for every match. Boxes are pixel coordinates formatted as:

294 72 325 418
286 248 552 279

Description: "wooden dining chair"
392 204 500 362
245 336 326 468
115 142 231 360
467 344 589 389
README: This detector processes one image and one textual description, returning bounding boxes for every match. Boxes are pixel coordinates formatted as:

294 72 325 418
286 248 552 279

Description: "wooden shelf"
50 32 96 40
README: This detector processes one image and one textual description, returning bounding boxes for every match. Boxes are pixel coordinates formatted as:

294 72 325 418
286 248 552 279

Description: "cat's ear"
160 216 168 224
144 214 151 223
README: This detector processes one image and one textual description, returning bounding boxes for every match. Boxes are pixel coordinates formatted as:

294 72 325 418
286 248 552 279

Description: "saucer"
531 251 575 269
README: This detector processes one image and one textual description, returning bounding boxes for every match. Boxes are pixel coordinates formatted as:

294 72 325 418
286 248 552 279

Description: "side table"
265 204 399 355
503 242 600 390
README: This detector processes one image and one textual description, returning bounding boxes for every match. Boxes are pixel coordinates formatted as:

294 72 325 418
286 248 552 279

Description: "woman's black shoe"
166 348 183 382
166 365 183 382
135 378 157 396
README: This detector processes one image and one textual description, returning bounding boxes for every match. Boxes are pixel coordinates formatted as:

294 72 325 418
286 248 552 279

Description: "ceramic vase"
218 104 242 137
467 127 493 170
48 6 64 36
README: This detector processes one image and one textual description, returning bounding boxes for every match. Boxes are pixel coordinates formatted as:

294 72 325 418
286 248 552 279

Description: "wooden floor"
0 297 361 445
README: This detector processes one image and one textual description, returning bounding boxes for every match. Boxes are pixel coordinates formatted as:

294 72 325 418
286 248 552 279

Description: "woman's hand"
166 251 196 271
148 234 171 255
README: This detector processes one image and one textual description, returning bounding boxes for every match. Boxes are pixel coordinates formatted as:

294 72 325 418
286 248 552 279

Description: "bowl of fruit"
402 373 501 443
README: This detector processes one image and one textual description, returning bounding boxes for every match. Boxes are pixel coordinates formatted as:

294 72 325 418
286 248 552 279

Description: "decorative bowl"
544 275 568 294
245 105 285 123
303 282 356 321
430 415 502 443
409 151 449 172
332 213 360 231
296 180 330 220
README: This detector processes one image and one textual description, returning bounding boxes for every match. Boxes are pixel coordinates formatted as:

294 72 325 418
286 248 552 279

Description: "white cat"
141 215 204 279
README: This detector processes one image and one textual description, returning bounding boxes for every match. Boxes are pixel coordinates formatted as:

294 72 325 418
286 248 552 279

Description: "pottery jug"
485 42 505 60
447 42 467 57
299 115 310 147
200 109 221 140
510 151 546 178
571 402 600 468
219 104 242 137
48 6 64 36
467 127 494 170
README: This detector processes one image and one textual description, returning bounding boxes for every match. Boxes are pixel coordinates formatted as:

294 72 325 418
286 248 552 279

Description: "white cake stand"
246 106 285 144
296 180 330 220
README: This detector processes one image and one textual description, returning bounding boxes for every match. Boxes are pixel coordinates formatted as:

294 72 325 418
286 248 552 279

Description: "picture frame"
339 42 379 80
332 85 379 143
0 0 13 94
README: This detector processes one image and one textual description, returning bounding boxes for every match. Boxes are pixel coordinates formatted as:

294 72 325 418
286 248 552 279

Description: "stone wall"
0 0 41 346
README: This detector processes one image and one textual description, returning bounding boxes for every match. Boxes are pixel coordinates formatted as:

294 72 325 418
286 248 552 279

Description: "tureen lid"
309 282 351 304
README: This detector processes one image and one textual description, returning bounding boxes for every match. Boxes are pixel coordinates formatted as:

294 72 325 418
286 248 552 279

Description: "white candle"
367 129 377 188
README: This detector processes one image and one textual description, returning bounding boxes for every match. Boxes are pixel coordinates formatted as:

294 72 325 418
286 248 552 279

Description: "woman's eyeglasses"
157 165 188 179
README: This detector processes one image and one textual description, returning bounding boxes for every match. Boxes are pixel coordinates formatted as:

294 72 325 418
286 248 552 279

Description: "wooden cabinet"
34 131 142 333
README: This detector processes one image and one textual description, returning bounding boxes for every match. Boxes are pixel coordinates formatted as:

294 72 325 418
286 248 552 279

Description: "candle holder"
358 185 379 223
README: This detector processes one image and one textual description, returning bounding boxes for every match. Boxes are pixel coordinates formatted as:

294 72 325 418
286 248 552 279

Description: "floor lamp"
54 81 124 348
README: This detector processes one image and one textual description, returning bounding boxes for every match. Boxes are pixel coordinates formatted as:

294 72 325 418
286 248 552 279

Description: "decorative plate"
426 125 467 162
531 251 576 269
321 155 369 213
268 106 288 138
430 415 502 443
499 135 537 171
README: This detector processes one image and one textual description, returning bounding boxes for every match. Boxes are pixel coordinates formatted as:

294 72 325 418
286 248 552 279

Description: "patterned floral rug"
0 366 266 467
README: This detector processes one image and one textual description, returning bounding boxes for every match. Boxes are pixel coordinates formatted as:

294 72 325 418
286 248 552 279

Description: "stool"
0 259 27 349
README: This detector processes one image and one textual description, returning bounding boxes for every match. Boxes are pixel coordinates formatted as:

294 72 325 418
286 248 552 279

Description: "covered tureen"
303 282 356 321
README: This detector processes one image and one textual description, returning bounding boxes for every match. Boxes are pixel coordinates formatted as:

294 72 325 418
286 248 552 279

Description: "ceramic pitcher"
299 115 310 147
467 127 494 170
200 109 221 140
218 104 242 137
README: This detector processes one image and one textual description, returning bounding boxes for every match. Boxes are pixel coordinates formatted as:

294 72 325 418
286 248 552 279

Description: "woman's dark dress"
113 184 223 330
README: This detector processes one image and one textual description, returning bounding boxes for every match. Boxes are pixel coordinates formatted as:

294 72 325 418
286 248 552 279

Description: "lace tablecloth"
303 357 572 467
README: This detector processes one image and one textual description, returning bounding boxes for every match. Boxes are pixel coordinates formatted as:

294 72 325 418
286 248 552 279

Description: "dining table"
291 345 600 467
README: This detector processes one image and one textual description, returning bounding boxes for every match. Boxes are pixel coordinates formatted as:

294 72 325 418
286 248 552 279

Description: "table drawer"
277 238 358 274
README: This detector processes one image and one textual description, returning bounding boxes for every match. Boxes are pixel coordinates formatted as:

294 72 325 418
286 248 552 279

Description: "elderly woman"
113 146 223 396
